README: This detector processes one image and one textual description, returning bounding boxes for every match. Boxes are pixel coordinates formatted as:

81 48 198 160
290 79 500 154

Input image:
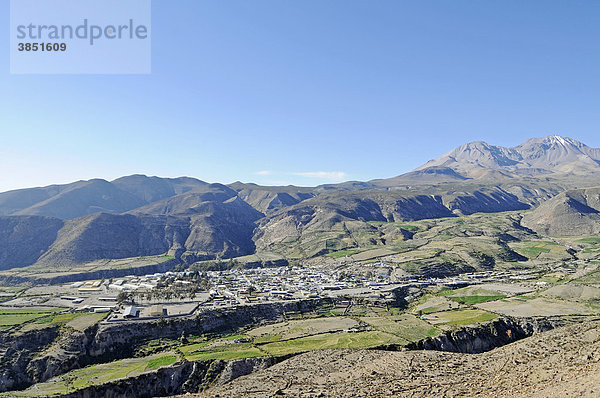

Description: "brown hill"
2 136 600 268
522 187 600 236
36 197 263 266
128 183 240 215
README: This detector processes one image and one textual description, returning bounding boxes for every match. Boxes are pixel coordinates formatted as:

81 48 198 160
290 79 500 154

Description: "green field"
368 221 423 232
253 334 283 344
247 317 359 342
145 355 178 370
448 295 506 305
572 270 600 284
0 308 108 332
509 240 566 260
178 341 210 354
538 273 568 284
0 286 27 293
184 344 264 361
179 313 443 359
325 249 362 258
426 309 497 326
260 330 403 356
360 314 440 342
0 308 65 328
576 237 600 244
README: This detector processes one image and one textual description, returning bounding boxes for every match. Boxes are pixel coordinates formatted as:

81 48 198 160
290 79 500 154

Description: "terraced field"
360 314 439 341
477 297 595 317
259 331 403 356
184 343 264 361
0 307 65 330
247 317 359 342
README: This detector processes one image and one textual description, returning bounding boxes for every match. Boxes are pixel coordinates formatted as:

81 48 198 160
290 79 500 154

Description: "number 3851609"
18 43 67 51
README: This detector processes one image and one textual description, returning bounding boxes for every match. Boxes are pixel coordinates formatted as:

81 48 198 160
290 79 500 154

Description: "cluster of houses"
69 272 190 293
202 266 393 307
64 272 185 316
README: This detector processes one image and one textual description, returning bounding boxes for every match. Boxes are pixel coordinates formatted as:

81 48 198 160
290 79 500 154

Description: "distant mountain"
515 136 600 171
10 179 147 220
1 136 596 220
370 166 469 187
0 176 210 220
411 135 600 179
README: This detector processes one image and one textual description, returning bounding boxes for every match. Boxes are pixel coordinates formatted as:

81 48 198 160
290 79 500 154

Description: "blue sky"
2 0 600 191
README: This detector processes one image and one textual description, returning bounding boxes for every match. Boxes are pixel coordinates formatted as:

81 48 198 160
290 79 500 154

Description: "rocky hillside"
522 187 600 236
128 184 240 215
230 183 314 214
111 175 210 203
0 181 532 269
254 188 529 258
0 216 64 269
34 198 263 267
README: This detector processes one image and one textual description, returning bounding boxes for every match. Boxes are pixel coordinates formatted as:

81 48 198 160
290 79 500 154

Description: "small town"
5 264 547 324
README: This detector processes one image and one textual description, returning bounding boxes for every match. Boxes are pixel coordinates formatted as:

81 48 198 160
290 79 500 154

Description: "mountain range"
1 135 600 270
414 135 600 178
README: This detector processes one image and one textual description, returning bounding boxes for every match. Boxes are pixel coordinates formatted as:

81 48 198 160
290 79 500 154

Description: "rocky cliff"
0 326 61 391
404 316 570 353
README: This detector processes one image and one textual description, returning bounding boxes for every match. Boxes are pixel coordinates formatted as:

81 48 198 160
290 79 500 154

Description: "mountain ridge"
1 135 600 270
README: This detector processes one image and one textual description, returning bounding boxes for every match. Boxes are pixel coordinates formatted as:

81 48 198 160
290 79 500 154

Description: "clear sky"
2 0 600 191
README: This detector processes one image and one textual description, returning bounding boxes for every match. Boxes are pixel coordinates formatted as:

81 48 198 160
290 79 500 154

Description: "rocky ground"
196 320 600 397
